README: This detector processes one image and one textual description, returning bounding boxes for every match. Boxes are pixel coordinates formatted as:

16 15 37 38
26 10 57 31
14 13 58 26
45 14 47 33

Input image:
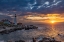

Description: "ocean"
0 23 64 42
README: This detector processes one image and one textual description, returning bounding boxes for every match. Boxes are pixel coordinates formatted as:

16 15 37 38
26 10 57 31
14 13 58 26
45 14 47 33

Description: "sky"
0 0 64 25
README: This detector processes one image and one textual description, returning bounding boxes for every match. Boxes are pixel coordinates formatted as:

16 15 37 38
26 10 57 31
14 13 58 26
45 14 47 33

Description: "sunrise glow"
51 20 56 23
25 14 64 23
0 0 64 42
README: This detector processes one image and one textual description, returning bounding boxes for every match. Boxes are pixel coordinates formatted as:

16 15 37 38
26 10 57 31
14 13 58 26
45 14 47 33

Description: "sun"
51 20 56 23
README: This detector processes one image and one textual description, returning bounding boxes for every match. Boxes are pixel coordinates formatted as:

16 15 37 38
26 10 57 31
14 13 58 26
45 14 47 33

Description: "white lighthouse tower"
14 14 17 25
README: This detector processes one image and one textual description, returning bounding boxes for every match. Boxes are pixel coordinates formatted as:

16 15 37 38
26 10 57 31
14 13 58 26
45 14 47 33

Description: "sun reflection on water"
47 24 59 37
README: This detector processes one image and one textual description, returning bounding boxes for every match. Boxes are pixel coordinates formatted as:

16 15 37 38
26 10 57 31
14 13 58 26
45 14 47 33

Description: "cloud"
17 13 64 25
0 0 64 24
0 0 64 14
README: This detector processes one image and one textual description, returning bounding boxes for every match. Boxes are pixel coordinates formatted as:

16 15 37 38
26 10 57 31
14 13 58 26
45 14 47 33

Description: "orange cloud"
25 14 64 23
17 13 64 24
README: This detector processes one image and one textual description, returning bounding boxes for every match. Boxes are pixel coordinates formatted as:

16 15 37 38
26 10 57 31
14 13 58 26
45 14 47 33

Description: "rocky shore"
0 25 38 35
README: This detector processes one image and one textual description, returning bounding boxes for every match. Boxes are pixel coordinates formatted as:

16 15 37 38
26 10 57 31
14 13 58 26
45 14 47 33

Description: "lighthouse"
14 14 17 25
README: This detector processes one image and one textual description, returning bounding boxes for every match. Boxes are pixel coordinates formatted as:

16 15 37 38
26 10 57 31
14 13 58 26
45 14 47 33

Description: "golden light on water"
24 13 64 37
48 21 59 37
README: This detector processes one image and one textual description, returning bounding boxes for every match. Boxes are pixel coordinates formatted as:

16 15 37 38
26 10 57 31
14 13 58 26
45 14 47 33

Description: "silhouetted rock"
33 38 36 42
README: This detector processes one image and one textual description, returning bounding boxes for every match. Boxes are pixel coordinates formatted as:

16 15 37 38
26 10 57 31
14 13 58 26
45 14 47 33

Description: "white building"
14 14 17 25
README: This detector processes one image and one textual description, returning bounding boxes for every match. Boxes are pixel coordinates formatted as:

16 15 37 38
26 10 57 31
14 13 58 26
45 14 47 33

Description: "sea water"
0 24 64 42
